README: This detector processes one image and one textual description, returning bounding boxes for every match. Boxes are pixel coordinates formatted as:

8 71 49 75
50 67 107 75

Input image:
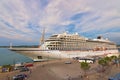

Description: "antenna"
40 27 45 45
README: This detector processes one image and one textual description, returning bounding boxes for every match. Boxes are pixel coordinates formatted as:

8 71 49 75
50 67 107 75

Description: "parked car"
20 67 29 72
108 77 114 80
78 58 95 63
25 63 33 67
108 73 120 80
14 66 24 70
13 74 27 80
73 57 79 60
65 61 71 64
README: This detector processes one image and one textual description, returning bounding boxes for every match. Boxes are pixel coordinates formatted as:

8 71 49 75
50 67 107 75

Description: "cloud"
0 0 43 41
103 32 120 44
0 0 120 45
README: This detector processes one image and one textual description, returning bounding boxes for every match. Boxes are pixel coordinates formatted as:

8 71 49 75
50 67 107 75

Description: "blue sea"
0 48 33 66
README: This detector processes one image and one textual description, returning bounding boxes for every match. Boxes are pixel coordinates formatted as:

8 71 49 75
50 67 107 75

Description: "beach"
1 58 120 80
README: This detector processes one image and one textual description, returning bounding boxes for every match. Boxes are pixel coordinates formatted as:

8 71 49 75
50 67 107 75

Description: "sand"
0 59 120 80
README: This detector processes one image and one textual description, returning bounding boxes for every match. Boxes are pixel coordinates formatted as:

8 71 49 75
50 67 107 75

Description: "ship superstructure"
42 32 117 51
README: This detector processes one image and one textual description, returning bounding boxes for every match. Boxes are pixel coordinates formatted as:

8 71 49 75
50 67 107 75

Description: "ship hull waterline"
10 48 119 61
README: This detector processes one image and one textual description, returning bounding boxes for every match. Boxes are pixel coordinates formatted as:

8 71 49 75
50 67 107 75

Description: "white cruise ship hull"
10 48 119 61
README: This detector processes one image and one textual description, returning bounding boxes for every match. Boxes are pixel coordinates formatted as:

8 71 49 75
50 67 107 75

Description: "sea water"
0 48 33 66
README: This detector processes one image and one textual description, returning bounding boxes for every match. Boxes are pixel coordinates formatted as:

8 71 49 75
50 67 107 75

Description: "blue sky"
0 0 120 46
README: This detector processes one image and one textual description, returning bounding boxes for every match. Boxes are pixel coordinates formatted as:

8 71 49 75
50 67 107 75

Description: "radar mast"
40 28 45 46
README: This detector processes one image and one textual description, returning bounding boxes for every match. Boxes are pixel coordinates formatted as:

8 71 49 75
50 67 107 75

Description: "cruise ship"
10 32 119 61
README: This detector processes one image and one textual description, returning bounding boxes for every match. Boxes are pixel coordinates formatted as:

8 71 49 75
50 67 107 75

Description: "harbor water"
0 48 33 66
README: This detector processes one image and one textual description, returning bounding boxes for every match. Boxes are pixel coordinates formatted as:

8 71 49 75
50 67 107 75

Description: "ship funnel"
97 36 102 39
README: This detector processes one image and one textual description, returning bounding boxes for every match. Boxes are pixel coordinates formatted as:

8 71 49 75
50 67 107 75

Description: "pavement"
1 59 120 80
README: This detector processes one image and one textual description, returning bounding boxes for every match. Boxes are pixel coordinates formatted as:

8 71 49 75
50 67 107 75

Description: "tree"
110 55 118 65
98 58 109 73
104 56 111 62
104 56 112 65
98 58 108 67
110 55 117 60
80 62 90 77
